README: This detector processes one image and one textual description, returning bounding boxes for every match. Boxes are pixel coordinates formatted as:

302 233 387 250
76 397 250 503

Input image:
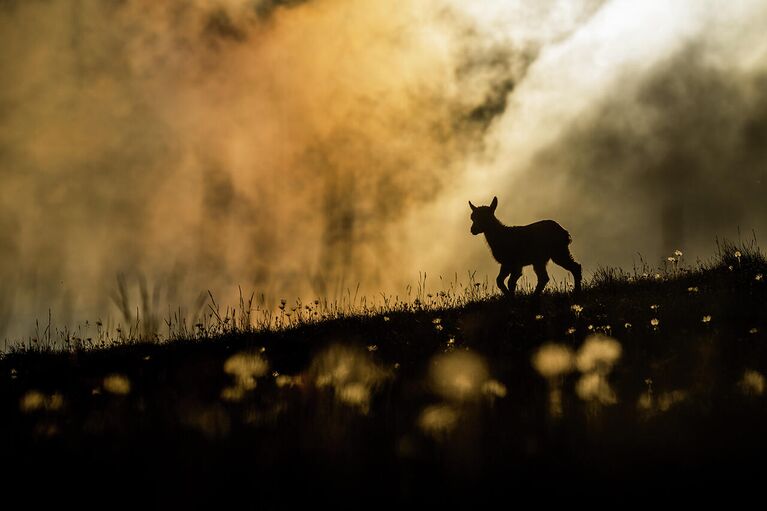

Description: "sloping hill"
3 244 767 507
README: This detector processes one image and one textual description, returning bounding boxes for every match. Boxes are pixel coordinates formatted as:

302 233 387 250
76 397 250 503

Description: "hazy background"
1 0 766 340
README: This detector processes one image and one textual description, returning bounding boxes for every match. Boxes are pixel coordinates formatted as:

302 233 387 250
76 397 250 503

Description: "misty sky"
1 0 766 340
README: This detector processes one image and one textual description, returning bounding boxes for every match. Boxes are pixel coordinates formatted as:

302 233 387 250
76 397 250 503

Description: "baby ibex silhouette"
469 196 582 297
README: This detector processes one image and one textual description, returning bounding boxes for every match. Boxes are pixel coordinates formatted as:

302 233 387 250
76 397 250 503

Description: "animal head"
468 196 498 235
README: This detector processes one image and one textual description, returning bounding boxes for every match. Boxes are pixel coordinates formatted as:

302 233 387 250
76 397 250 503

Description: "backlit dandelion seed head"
575 334 622 374
418 404 459 438
532 343 575 379
740 370 765 396
275 375 301 388
220 386 245 402
482 380 508 398
47 393 64 410
309 345 391 412
224 352 269 386
658 390 687 412
430 351 489 401
576 372 617 404
637 392 653 411
19 390 45 413
338 383 371 411
103 374 131 395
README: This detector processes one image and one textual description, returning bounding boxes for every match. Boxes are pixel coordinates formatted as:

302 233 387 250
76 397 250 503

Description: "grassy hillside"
3 241 767 508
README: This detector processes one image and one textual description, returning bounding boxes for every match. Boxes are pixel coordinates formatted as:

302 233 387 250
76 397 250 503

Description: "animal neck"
482 217 507 246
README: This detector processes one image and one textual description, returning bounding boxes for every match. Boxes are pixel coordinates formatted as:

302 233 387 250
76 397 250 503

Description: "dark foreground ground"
3 248 767 508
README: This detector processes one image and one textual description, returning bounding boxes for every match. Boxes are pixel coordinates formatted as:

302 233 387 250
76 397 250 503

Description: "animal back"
523 220 571 246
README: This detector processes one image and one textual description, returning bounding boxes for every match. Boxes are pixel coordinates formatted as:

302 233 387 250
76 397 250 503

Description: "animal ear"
469 201 477 211
490 196 498 212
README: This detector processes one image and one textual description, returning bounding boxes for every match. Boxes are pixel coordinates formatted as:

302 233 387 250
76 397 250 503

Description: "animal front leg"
496 266 512 296
505 266 523 298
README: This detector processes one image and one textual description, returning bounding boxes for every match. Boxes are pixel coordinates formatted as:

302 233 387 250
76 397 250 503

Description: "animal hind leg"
508 266 522 297
533 261 550 296
552 249 582 295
